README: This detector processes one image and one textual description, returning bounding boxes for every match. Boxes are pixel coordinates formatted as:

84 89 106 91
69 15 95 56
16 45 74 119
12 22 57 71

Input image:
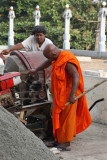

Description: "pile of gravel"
0 106 59 160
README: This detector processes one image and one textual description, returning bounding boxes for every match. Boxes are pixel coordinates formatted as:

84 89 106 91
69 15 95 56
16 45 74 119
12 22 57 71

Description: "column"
34 5 41 26
8 6 15 46
63 4 72 50
98 2 107 52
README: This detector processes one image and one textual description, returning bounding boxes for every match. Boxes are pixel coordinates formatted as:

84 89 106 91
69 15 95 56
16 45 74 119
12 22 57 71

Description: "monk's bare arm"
65 62 79 104
29 59 52 75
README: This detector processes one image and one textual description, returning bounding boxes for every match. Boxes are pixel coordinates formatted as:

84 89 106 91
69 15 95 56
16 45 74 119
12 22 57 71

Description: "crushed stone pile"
0 106 59 160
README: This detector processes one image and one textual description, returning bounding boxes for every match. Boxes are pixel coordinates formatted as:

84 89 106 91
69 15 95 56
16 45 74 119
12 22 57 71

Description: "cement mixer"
0 50 52 139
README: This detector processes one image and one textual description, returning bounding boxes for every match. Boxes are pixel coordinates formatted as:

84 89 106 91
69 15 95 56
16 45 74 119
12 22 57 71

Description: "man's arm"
1 43 24 55
29 59 52 75
65 62 79 104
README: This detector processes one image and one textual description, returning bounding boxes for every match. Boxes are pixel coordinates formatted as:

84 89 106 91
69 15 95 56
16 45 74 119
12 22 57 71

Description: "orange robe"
51 50 92 143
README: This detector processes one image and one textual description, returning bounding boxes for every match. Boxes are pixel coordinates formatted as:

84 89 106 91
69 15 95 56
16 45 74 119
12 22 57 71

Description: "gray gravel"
0 106 59 160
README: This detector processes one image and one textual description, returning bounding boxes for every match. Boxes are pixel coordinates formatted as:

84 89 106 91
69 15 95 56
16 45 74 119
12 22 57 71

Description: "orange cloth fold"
51 50 92 143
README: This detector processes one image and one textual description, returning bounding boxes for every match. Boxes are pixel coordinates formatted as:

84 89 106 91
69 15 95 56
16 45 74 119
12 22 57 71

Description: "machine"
0 51 53 139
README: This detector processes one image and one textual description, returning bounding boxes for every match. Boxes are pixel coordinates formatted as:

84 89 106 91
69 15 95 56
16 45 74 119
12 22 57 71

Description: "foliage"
0 0 107 50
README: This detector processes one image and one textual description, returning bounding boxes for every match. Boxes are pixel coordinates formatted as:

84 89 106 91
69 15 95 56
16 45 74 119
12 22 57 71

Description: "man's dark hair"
31 25 47 35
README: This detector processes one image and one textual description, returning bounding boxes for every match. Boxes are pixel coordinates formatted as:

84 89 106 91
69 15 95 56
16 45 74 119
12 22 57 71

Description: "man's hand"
28 69 37 76
20 69 36 76
69 94 76 104
1 49 10 55
1 43 24 56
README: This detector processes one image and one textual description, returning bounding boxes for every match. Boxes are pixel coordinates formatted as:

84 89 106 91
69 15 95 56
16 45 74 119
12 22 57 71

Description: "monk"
29 44 92 151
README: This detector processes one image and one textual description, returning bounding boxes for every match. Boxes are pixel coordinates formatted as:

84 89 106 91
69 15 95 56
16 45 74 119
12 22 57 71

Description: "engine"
0 72 21 108
3 50 52 105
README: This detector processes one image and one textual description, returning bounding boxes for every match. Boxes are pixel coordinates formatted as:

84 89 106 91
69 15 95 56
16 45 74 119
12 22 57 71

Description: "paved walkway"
55 122 107 160
79 58 107 71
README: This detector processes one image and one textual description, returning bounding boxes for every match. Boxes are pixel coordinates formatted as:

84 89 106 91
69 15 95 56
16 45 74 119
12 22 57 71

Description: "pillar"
34 5 41 26
98 2 107 52
63 4 72 50
8 6 15 46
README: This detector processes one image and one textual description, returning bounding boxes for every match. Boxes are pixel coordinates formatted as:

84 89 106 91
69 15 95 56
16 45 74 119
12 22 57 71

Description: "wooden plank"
20 110 24 119
18 117 27 124
30 128 45 132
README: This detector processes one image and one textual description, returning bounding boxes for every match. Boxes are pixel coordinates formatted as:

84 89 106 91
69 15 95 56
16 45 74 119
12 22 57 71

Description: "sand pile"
0 106 59 160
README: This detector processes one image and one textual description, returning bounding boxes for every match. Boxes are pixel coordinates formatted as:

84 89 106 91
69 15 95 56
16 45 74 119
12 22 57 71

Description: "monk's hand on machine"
69 94 76 104
28 69 37 76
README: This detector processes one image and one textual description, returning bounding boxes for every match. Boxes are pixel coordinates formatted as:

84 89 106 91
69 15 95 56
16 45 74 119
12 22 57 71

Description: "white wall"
83 72 107 125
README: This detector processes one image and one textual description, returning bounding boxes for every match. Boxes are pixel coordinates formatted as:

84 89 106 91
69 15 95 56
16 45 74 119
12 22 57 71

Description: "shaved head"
43 44 61 60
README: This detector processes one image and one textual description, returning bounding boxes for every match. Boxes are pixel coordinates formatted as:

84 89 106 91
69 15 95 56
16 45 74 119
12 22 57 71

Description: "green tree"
0 0 106 50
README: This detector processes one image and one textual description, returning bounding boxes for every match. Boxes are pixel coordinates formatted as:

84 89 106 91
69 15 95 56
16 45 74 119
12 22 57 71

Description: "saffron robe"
51 50 92 143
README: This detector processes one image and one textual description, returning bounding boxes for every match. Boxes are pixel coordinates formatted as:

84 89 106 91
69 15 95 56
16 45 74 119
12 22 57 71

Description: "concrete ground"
53 122 107 160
